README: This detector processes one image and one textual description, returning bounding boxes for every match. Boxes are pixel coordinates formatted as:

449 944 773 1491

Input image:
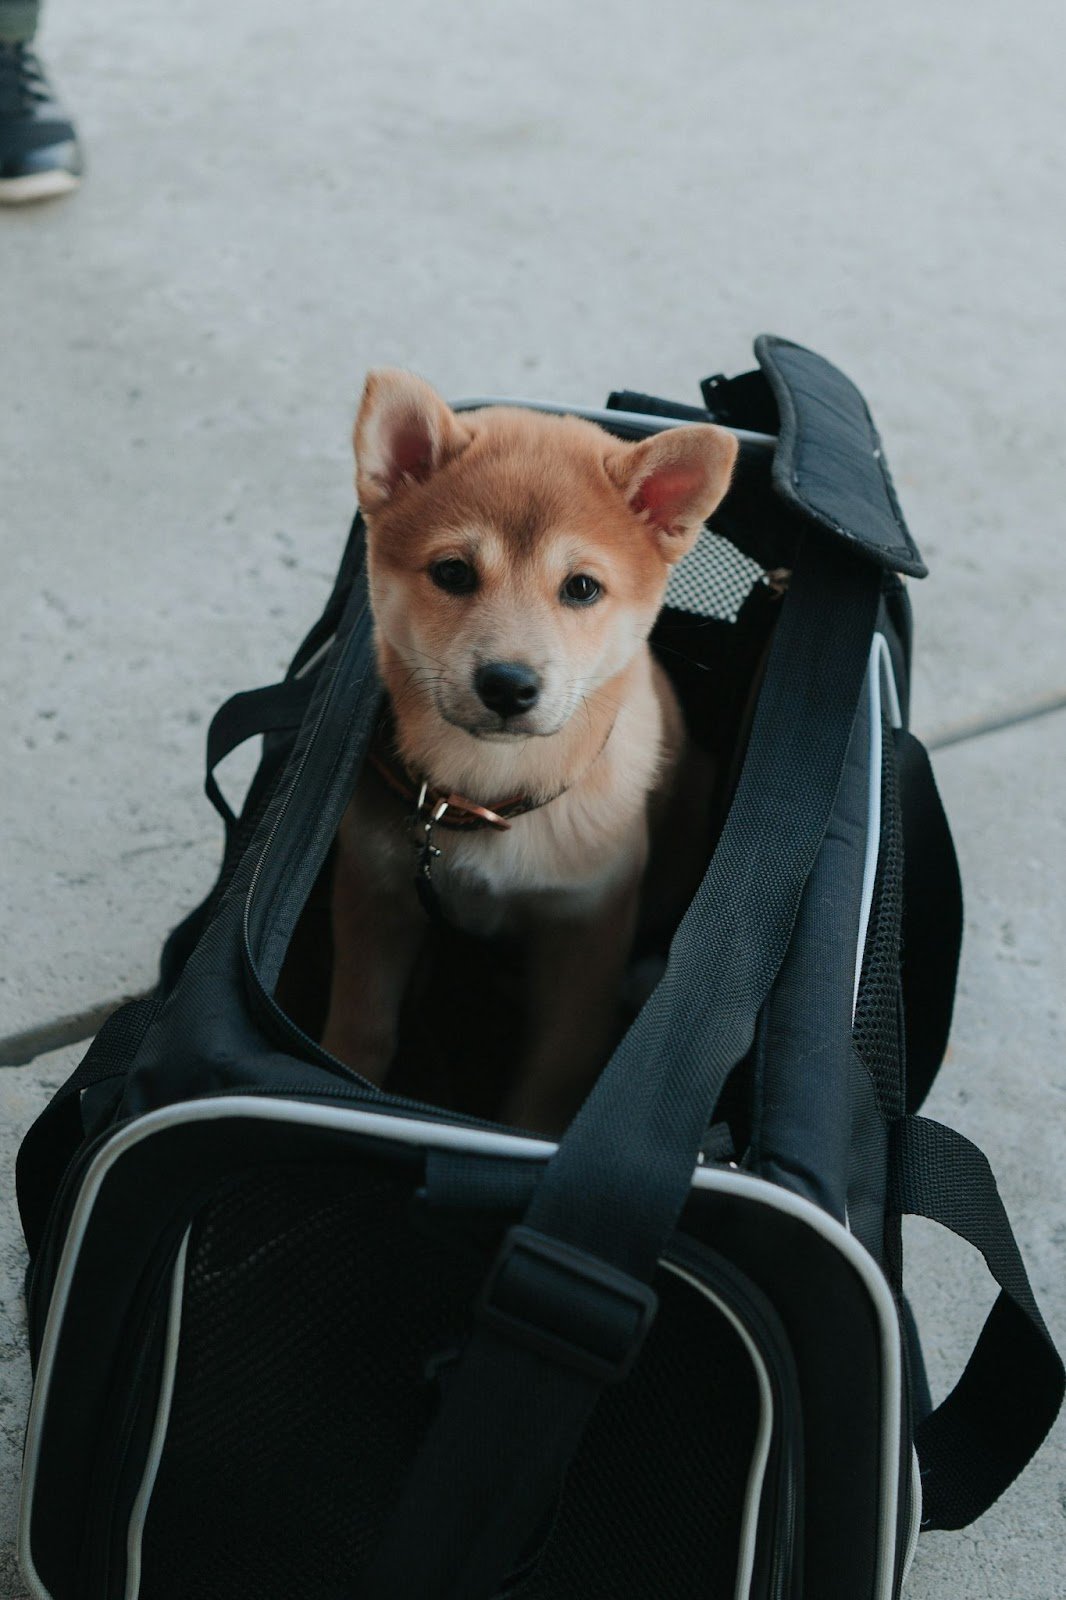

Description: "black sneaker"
0 42 82 203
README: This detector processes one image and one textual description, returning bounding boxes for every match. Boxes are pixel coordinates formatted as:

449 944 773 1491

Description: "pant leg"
0 0 40 43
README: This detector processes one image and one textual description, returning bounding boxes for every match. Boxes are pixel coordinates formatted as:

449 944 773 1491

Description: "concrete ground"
1 0 1063 1594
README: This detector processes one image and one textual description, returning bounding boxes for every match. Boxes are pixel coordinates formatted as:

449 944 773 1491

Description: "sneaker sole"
0 168 81 204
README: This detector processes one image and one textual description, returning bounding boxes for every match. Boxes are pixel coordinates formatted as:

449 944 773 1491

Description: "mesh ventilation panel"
853 718 905 1121
139 1163 760 1600
665 530 769 623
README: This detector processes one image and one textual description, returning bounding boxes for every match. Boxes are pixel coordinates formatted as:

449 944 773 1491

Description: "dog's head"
354 370 737 742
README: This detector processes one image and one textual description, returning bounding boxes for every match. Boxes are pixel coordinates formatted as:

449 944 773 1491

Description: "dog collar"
367 702 617 925
367 715 547 832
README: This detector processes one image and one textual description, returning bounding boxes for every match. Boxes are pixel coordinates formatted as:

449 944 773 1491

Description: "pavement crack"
925 689 1066 752
118 836 203 863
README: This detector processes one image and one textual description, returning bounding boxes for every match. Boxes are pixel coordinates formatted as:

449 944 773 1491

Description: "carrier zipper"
664 1236 804 1600
768 1470 799 1600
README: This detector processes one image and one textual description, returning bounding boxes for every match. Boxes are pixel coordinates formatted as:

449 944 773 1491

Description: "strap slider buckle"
477 1225 658 1384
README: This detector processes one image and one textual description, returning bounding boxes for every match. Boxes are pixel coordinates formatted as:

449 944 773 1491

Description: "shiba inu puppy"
321 371 737 1133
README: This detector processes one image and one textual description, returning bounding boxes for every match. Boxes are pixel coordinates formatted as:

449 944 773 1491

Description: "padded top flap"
755 335 926 578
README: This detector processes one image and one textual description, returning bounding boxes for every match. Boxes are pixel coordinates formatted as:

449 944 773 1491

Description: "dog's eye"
561 574 601 606
429 558 477 594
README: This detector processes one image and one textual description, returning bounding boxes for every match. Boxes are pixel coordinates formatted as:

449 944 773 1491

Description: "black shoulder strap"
890 1114 1064 1528
895 732 963 1111
362 536 882 1599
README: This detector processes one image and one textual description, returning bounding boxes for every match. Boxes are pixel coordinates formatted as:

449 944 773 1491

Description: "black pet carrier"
15 337 1063 1600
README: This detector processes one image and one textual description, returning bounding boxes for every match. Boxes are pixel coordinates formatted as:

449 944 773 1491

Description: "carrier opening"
274 520 784 1144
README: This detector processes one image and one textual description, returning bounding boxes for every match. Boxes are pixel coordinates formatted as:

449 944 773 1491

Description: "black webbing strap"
362 537 882 1600
204 677 313 831
890 1114 1063 1530
895 733 963 1112
16 993 161 1258
160 676 318 992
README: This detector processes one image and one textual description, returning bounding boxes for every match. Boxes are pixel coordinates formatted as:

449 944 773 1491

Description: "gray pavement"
1 0 1064 1594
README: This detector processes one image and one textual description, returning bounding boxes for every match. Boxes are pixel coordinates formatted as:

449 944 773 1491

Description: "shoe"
0 42 82 203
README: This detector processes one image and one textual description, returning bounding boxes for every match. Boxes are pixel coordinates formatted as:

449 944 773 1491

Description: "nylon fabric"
524 540 880 1278
421 1151 543 1213
16 993 161 1257
751 651 871 1219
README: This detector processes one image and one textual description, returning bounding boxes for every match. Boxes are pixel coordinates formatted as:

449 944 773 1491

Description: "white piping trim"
901 1445 922 1589
853 634 904 1018
19 1100 901 1600
124 1230 191 1600
293 635 336 680
451 396 777 451
695 1169 903 1600
874 633 903 731
661 1261 775 1600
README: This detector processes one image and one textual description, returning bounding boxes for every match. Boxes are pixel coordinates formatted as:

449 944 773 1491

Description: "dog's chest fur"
346 647 673 937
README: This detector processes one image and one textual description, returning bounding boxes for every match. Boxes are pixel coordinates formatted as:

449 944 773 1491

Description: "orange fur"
321 371 737 1132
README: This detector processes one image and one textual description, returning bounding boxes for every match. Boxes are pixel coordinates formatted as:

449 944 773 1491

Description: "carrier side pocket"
889 1114 1064 1530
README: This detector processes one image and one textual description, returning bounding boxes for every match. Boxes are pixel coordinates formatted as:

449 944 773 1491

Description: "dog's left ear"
606 424 738 563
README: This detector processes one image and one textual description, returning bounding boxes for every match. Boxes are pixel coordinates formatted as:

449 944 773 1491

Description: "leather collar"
367 713 550 831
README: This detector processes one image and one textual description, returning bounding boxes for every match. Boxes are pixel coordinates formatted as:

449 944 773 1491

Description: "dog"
320 371 738 1133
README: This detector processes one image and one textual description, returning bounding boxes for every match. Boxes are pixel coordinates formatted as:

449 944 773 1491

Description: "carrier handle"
362 534 883 1600
890 1114 1064 1530
203 506 365 834
204 677 313 831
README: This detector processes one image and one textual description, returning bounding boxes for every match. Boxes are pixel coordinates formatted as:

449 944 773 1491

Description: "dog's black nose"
475 661 541 717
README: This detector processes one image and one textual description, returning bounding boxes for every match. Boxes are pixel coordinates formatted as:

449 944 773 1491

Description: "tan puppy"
321 372 737 1133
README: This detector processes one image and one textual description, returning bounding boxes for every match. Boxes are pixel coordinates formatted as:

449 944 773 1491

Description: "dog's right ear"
354 370 471 514
605 424 738 565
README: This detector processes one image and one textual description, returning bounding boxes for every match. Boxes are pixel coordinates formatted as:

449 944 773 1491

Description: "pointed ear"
606 424 738 563
354 369 472 513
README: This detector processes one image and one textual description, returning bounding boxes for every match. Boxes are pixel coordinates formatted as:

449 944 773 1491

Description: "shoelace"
0 43 51 116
